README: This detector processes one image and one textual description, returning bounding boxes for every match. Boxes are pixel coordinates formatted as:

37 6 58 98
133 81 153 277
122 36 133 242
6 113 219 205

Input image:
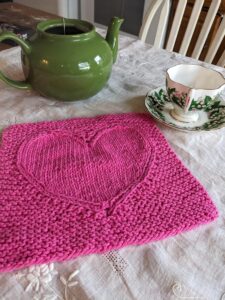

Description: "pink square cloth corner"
0 113 218 272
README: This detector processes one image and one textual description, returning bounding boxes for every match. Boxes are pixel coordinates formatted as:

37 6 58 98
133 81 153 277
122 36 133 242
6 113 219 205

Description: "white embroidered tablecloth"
0 30 225 300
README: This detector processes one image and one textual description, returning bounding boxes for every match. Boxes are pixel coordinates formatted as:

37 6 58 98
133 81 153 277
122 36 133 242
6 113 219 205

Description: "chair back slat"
179 0 204 55
139 0 164 42
154 0 170 48
217 50 225 67
192 0 221 59
205 16 225 63
166 0 187 51
139 0 224 66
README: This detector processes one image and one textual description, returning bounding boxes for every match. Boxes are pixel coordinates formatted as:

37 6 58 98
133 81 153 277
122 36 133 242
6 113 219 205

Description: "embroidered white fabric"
0 29 225 300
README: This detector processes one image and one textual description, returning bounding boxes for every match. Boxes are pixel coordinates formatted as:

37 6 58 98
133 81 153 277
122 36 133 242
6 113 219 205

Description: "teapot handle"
0 32 31 89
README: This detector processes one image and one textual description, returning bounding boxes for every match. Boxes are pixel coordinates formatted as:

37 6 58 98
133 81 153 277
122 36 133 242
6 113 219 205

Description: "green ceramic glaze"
0 17 123 101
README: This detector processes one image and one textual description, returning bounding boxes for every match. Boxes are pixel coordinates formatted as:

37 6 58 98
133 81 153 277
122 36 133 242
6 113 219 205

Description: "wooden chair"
139 0 225 67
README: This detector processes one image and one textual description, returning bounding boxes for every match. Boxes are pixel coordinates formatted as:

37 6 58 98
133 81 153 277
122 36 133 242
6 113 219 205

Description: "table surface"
0 29 225 300
0 3 57 51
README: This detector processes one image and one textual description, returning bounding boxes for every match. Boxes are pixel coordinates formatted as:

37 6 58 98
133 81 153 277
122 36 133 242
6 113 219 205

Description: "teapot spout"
106 17 124 63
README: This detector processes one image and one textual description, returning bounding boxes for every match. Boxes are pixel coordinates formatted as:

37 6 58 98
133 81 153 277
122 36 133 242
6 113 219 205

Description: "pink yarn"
0 113 218 272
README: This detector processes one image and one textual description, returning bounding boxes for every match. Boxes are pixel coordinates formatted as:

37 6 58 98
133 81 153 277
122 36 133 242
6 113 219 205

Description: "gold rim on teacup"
166 64 225 123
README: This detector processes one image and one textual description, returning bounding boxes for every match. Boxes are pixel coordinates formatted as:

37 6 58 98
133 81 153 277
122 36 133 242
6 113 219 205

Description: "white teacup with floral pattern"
166 64 225 122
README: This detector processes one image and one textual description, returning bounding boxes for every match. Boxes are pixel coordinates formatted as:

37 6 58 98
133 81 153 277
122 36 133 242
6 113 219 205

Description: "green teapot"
0 17 123 101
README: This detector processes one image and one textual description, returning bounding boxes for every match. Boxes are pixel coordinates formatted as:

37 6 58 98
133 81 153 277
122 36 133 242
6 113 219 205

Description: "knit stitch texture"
0 113 218 272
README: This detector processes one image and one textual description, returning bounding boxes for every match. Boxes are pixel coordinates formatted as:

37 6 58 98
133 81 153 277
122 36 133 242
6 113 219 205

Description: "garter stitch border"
0 113 218 272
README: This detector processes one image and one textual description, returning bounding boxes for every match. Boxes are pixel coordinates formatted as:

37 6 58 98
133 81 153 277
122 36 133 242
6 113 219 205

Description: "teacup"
166 64 225 122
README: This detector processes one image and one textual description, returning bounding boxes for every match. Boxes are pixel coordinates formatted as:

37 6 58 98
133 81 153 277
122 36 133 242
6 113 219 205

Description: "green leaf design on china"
167 87 187 108
190 95 224 112
146 88 225 131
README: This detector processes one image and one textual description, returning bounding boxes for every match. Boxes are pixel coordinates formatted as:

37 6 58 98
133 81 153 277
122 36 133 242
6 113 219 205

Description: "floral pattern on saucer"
145 87 225 131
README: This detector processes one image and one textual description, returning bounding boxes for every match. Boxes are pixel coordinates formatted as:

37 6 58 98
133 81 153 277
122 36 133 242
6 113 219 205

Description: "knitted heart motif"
0 114 218 272
17 127 154 210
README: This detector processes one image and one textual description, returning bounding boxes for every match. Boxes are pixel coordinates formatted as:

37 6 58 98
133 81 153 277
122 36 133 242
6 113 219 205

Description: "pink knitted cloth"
0 113 218 272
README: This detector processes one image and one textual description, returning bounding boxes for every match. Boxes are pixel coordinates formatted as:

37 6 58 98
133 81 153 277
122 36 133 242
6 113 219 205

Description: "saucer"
145 87 225 131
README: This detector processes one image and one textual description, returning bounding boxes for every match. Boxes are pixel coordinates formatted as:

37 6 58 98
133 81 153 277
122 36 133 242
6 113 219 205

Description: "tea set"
145 64 225 131
0 17 123 100
0 17 225 132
